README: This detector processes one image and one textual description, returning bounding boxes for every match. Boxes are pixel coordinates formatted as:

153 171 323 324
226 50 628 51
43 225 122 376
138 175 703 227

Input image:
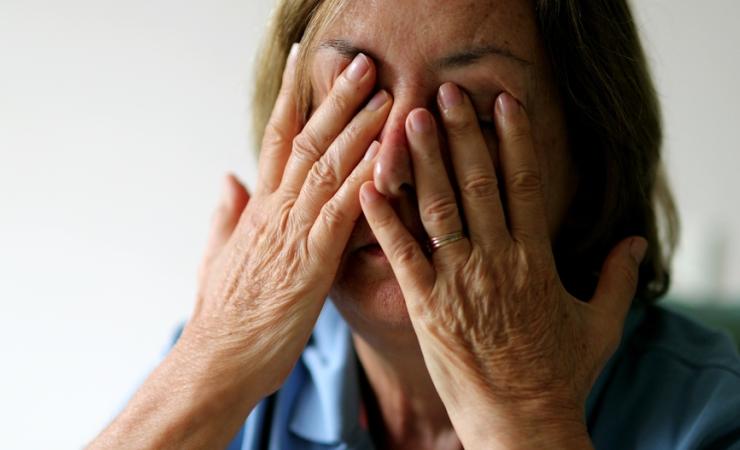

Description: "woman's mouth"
357 243 386 259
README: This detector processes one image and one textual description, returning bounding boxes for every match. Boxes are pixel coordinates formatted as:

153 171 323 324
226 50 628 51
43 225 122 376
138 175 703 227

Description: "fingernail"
288 43 300 63
409 109 432 133
365 90 390 111
221 174 234 206
496 92 521 117
361 182 382 203
346 53 370 82
364 140 381 161
630 237 648 264
438 82 462 111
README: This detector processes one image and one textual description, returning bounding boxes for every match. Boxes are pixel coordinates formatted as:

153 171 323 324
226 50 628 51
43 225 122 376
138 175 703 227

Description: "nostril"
373 130 415 198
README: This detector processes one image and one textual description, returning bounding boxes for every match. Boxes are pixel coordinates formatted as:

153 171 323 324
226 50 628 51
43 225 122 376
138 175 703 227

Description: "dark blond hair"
252 0 679 303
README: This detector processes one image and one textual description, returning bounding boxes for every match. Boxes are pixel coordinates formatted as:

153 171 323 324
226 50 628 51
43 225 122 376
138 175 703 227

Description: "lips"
356 242 385 258
347 203 426 256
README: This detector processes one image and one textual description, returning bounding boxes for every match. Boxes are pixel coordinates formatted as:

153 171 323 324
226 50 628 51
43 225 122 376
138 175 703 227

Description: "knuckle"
292 131 325 163
306 156 340 192
506 119 532 143
328 90 353 115
261 121 291 150
461 172 499 200
618 262 639 287
319 200 347 230
372 210 397 231
330 126 358 157
414 142 442 165
342 162 365 190
422 195 459 224
507 169 542 195
444 111 478 138
391 240 420 265
341 121 361 146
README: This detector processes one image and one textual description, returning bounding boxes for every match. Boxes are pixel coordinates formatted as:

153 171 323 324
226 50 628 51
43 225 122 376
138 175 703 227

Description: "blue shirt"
206 301 740 449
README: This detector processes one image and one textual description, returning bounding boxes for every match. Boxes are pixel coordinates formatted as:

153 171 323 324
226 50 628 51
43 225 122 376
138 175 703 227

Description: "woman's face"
314 0 576 333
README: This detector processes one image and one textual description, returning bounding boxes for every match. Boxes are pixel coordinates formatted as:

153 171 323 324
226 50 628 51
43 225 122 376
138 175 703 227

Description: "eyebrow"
318 38 532 69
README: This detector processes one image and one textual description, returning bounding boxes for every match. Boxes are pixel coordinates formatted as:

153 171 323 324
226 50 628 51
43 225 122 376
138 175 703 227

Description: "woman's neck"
352 332 462 450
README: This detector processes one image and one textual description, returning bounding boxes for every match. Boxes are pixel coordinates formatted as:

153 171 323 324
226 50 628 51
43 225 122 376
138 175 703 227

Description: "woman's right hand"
88 46 390 450
178 45 392 401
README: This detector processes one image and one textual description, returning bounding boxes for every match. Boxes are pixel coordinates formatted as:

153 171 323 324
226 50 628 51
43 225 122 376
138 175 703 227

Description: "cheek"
529 111 574 236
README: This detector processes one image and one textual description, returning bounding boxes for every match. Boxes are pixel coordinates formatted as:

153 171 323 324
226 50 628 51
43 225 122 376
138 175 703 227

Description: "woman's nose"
374 103 417 198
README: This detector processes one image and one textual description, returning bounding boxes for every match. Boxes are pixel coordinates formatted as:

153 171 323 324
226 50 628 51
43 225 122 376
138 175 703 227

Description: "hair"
251 0 679 303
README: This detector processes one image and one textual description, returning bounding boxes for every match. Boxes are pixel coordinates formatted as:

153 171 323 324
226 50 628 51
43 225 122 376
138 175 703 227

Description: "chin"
329 248 414 333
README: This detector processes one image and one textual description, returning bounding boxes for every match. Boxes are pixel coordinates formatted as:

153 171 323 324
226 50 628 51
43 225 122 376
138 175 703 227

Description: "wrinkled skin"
359 90 646 449
183 47 394 399
90 1 647 449
311 1 646 449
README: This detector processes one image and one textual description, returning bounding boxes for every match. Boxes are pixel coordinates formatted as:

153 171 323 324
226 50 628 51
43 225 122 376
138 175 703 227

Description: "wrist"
172 324 264 408
450 397 592 450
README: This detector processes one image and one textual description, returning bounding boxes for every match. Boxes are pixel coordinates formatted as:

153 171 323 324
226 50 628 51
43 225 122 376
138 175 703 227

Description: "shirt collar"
289 300 364 445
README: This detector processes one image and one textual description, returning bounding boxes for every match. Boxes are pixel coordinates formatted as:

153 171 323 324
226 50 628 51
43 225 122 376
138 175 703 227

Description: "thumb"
199 173 250 283
590 237 648 326
212 173 250 242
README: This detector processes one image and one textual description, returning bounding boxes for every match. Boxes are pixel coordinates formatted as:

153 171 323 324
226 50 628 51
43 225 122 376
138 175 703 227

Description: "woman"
90 0 740 449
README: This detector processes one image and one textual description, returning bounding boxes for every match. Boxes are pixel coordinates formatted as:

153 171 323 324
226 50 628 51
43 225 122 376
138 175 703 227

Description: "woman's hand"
180 47 392 400
89 48 392 449
359 83 647 450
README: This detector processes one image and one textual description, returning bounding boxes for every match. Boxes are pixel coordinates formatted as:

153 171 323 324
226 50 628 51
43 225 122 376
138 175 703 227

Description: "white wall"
633 0 740 300
0 0 738 448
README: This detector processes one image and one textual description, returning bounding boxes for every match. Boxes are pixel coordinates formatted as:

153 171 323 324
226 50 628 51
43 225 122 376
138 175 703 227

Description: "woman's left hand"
359 83 647 450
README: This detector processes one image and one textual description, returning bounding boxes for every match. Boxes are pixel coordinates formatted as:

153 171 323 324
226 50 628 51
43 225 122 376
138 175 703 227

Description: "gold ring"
427 231 466 253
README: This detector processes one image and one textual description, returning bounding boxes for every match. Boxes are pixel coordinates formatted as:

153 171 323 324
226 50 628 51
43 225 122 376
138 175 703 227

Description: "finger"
199 174 250 284
280 53 376 195
436 82 509 248
256 43 301 195
359 181 435 301
494 92 549 243
294 90 392 222
405 107 471 266
590 237 647 328
308 141 381 256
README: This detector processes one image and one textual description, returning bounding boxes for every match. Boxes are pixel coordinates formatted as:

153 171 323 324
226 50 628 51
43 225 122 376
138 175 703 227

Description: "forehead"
321 0 538 67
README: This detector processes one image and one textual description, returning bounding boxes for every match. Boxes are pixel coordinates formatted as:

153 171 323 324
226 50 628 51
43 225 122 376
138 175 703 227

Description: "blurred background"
0 0 738 448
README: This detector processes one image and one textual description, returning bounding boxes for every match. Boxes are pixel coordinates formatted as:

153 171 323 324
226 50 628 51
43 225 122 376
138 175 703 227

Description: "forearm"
88 337 259 450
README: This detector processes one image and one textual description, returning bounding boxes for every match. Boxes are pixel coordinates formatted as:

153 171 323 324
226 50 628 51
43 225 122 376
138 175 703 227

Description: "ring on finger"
427 231 466 253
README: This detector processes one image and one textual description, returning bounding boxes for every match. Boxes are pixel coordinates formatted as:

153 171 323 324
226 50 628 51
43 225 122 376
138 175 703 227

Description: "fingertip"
289 42 300 62
495 93 531 139
363 140 381 161
629 236 648 265
221 173 236 204
360 181 382 205
279 43 300 91
286 43 300 73
406 108 434 135
438 82 463 112
222 173 249 212
495 92 524 118
591 237 642 314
